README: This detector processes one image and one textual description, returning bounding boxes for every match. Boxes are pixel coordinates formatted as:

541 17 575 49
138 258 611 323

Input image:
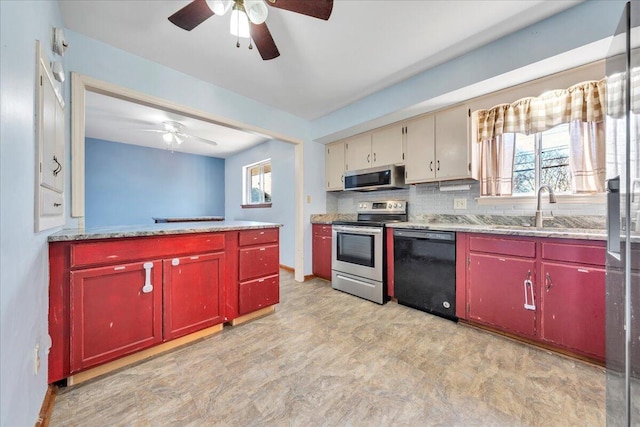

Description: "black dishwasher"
393 229 457 321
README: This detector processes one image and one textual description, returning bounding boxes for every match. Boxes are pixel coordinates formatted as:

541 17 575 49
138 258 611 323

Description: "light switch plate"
453 198 467 210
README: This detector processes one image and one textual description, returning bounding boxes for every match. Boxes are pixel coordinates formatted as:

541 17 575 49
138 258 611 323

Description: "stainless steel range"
331 201 407 304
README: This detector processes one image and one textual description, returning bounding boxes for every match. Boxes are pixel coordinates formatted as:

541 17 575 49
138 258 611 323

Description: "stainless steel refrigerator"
606 2 640 426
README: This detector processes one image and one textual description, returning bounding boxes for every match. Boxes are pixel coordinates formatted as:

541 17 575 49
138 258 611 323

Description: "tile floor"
50 270 606 426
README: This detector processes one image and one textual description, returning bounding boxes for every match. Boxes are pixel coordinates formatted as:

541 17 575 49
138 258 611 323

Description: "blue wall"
0 1 66 425
225 140 296 267
85 138 225 227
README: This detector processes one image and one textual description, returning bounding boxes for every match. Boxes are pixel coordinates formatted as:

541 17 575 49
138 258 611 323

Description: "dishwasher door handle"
394 230 455 241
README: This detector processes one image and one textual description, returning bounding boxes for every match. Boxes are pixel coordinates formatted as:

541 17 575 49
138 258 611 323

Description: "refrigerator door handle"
607 176 621 259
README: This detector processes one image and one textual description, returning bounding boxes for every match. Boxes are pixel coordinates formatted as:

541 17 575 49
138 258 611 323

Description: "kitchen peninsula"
48 220 282 385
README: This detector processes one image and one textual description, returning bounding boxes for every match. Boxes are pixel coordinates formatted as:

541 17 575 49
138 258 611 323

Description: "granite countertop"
311 213 608 241
48 220 283 242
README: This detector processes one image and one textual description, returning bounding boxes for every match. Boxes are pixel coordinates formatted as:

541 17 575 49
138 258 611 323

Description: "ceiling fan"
168 0 333 60
135 121 219 147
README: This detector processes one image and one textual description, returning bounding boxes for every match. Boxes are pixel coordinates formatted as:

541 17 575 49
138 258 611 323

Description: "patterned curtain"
474 79 607 196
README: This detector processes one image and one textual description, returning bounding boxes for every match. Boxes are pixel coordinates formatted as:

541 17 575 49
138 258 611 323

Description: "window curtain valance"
474 79 606 143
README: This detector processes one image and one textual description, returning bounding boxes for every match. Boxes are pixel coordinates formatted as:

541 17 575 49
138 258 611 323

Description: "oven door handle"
333 226 383 235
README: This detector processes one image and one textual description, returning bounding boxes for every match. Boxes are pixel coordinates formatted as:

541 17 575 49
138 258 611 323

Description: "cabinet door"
239 274 280 315
39 62 65 194
404 115 435 183
325 141 345 191
468 253 537 338
239 244 280 282
435 104 471 180
540 262 605 359
163 252 226 341
371 124 404 166
70 260 163 372
345 133 372 171
312 233 332 280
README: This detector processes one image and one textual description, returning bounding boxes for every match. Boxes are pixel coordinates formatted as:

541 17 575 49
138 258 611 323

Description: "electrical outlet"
453 198 467 210
34 344 40 375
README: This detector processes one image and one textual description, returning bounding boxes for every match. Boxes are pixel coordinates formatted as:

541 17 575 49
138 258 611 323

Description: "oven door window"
336 232 375 267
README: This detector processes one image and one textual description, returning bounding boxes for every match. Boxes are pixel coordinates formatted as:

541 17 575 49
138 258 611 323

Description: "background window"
512 123 572 195
244 159 271 206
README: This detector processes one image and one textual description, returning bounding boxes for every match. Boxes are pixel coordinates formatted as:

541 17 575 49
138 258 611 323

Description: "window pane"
512 133 536 195
540 124 571 193
262 164 272 203
250 165 262 203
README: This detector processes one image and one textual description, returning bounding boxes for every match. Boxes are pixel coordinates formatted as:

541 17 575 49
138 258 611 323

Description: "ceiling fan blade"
266 0 333 20
168 0 214 31
250 22 280 61
177 132 219 146
132 129 165 133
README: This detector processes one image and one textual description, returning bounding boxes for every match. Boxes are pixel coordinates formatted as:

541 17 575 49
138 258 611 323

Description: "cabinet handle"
367 154 370 163
523 270 535 310
142 262 154 293
260 247 266 251
373 153 376 162
53 202 62 207
545 272 552 292
341 175 344 183
430 161 433 172
437 160 440 171
52 155 62 177
190 256 199 260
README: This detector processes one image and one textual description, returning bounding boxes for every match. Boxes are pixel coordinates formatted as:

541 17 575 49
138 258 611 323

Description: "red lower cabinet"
540 262 605 359
239 274 279 315
163 252 225 340
70 260 163 372
462 234 606 362
468 253 537 339
312 224 332 280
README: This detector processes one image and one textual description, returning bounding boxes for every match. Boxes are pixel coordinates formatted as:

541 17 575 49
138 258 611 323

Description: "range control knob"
387 203 392 209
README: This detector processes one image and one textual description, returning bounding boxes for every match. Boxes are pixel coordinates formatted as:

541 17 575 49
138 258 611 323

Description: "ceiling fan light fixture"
208 0 233 16
162 132 173 143
230 5 250 38
244 0 268 24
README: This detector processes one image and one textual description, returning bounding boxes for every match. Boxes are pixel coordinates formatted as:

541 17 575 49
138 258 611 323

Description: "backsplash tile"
326 180 606 220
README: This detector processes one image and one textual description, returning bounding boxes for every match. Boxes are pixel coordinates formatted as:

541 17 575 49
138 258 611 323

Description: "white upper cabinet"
344 133 372 171
35 40 66 231
404 115 435 184
371 124 404 167
404 104 477 184
434 104 473 181
325 141 345 191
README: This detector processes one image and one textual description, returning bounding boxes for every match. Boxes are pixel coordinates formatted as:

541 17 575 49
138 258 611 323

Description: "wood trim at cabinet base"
67 324 223 386
228 306 275 326
458 319 605 368
35 385 56 427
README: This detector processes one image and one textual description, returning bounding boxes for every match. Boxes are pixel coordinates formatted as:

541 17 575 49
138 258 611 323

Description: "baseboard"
35 385 56 427
279 265 318 282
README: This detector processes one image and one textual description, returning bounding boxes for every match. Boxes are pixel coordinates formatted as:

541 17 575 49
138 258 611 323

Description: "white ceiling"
61 0 582 157
85 92 270 158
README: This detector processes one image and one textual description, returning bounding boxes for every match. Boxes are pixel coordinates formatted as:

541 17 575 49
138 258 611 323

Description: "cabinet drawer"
239 244 279 282
239 228 279 246
312 224 332 237
71 233 225 268
469 235 535 258
542 241 605 266
239 274 280 315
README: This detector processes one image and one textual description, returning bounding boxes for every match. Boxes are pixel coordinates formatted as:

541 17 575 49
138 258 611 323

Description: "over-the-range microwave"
343 165 406 191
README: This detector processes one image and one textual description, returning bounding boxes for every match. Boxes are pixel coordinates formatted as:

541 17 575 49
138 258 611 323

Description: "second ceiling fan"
168 0 333 60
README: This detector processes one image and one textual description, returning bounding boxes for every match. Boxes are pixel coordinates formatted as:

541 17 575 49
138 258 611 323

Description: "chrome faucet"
535 184 557 228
